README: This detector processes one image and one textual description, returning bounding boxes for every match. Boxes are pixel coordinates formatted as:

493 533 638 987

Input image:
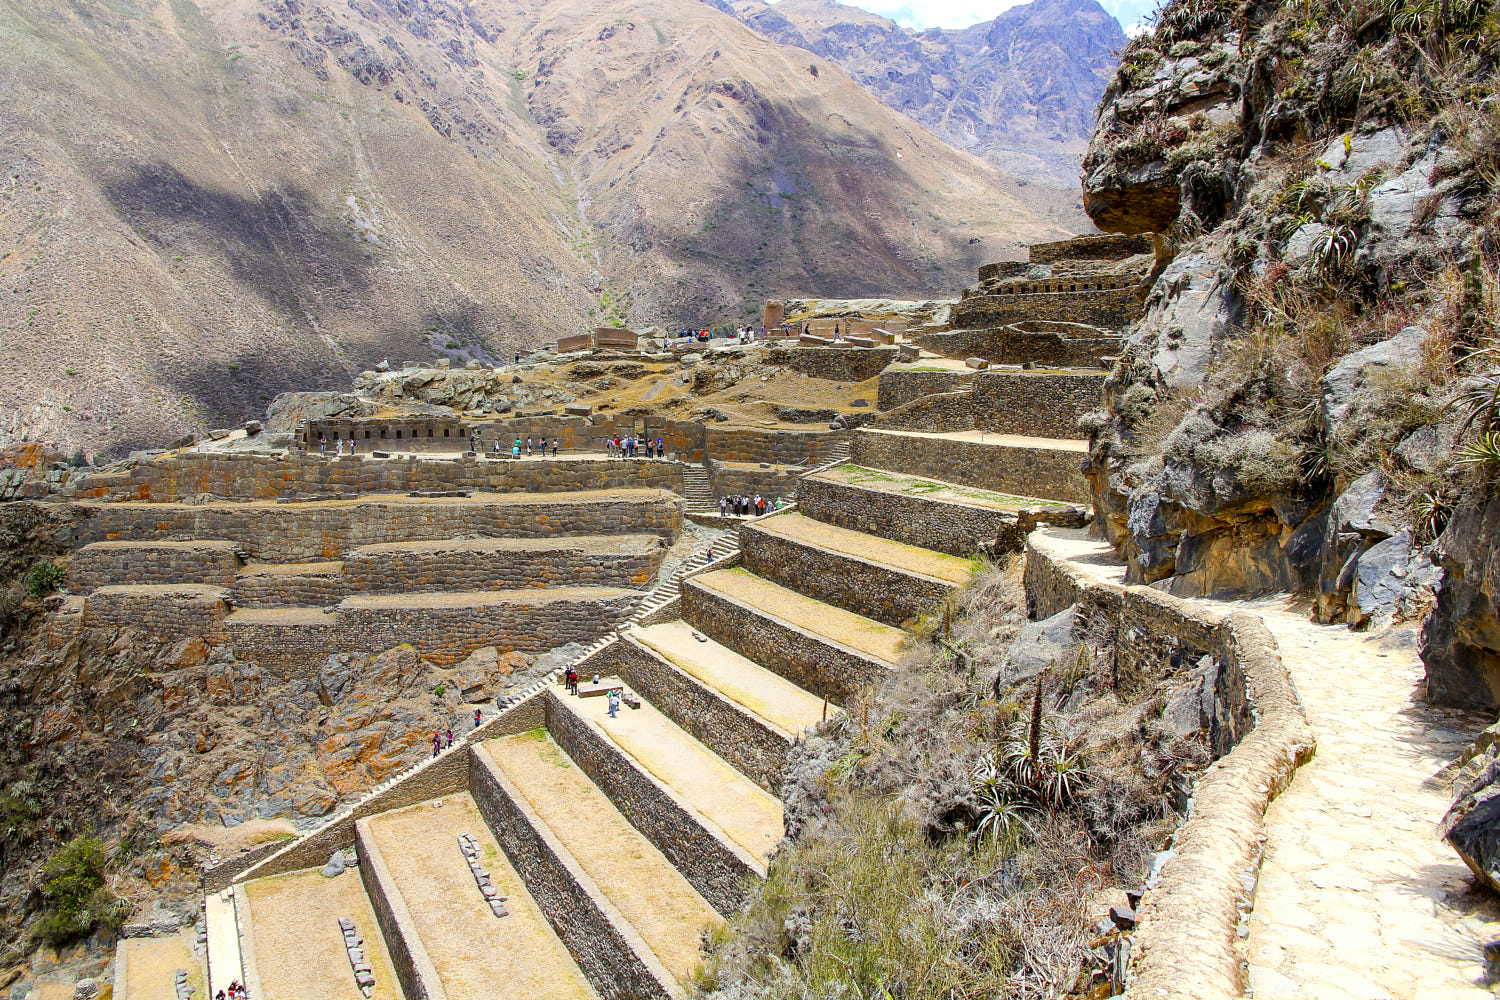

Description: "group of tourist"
607 435 666 459
483 435 559 459
563 668 622 716
720 494 781 517
215 982 247 1000
675 326 768 343
317 433 358 457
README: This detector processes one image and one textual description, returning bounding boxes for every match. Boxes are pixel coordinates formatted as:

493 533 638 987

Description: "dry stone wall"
82 585 228 640
704 427 848 467
915 328 1120 367
542 691 757 916
303 414 708 463
873 372 1103 439
342 536 665 593
230 563 348 609
739 520 959 626
1025 233 1153 264
681 577 884 704
794 474 1014 557
951 286 1139 329
68 541 240 593
851 430 1089 503
73 453 685 503
224 588 640 672
765 346 896 382
876 370 969 410
71 494 682 562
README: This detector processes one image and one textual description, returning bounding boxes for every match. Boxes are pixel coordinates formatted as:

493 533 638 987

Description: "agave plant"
1457 430 1500 466
971 756 1036 843
997 679 1090 808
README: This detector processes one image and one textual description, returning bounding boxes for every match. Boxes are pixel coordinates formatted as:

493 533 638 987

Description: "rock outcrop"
1077 0 1493 689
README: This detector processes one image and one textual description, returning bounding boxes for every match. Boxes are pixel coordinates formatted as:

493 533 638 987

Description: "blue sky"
810 0 1157 33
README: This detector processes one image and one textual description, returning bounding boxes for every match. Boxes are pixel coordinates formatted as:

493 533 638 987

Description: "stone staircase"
213 462 1009 1000
679 464 718 513
191 234 1129 1000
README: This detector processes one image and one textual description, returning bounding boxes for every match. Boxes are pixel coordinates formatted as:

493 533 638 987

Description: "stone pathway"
1223 599 1500 1000
1033 529 1500 999
119 931 203 1000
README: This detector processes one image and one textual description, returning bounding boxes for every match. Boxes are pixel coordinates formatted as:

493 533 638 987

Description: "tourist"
432 732 441 757
526 437 533 457
319 432 327 456
608 687 621 718
719 496 727 516
474 708 482 729
566 666 579 695
656 436 664 459
539 436 548 457
446 728 454 748
348 437 356 455
335 438 343 458
552 439 558 457
513 439 521 459
492 438 501 457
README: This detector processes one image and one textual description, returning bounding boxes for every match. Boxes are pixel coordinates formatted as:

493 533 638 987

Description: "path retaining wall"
851 429 1089 503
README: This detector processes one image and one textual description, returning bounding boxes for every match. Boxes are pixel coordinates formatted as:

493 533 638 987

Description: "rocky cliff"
1076 0 1500 707
728 0 1124 200
0 0 1068 460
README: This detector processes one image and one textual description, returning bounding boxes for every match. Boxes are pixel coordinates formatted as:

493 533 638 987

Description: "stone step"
610 620 830 790
356 792 596 1000
237 866 405 1000
739 511 973 626
682 567 904 704
794 463 1046 556
543 686 780 915
475 733 720 996
69 539 240 593
851 427 1089 503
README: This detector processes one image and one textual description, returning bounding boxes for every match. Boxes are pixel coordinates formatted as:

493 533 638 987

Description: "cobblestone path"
1225 596 1500 1000
1036 530 1500 998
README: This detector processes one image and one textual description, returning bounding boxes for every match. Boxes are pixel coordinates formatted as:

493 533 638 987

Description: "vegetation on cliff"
1079 0 1500 693
697 562 1219 999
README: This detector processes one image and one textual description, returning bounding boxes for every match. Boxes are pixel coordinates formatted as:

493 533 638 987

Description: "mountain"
726 0 1125 196
0 0 1069 460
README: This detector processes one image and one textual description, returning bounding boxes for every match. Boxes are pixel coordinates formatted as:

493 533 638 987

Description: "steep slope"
728 0 1124 197
0 0 1068 460
1075 0 1500 708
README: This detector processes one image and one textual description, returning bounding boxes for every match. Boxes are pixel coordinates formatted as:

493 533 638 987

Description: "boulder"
1320 326 1426 431
321 851 347 878
994 605 1078 694
1422 491 1500 710
1443 747 1500 895
243 420 263 436
1349 530 1413 628
1161 654 1244 757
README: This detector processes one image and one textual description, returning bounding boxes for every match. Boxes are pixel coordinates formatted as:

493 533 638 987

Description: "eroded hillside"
0 0 1069 460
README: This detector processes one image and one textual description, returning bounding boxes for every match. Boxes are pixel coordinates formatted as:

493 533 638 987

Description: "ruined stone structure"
77 233 1402 1000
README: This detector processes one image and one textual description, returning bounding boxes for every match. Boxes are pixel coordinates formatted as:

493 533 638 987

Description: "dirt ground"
363 793 595 1000
120 930 203 1000
242 868 404 1000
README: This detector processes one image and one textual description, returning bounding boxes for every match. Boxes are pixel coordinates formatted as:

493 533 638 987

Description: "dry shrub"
699 562 1220 1000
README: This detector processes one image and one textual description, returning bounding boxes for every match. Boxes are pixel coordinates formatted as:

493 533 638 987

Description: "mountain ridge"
0 0 1069 459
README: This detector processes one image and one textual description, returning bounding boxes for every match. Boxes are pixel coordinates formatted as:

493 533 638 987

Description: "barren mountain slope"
0 0 1068 460
729 0 1124 195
